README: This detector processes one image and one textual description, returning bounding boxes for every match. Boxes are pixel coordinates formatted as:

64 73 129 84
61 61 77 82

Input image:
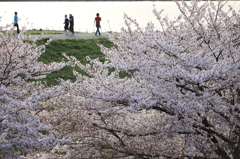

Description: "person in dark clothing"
93 13 101 36
63 14 69 35
69 14 74 35
14 12 20 34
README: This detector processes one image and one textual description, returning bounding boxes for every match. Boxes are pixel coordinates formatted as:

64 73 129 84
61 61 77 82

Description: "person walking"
63 14 69 35
69 14 74 35
14 12 20 34
94 13 101 36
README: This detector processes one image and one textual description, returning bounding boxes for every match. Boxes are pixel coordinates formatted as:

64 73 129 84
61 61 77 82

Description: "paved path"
28 33 108 40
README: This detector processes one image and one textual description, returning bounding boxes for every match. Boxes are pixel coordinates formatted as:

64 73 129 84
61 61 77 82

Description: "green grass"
35 38 119 86
0 30 64 35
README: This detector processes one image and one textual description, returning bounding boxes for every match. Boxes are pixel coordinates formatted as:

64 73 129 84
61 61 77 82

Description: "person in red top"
93 13 101 36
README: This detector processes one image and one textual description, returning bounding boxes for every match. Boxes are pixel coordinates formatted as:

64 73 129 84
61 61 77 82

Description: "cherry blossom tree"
0 25 68 158
33 94 187 158
59 0 240 158
2 0 239 158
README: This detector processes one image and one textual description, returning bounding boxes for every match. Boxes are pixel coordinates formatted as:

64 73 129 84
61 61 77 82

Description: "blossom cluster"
60 0 240 158
0 25 68 158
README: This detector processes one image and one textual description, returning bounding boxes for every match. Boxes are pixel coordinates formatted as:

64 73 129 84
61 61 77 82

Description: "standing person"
93 13 101 36
69 14 74 35
14 12 20 34
63 14 69 35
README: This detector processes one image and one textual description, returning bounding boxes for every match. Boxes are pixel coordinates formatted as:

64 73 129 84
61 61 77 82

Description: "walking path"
28 33 108 40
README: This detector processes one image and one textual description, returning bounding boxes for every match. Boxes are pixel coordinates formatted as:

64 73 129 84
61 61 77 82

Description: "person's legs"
95 23 101 36
95 27 98 36
14 24 20 34
69 25 72 33
16 24 19 34
95 27 101 36
69 25 74 35
64 25 68 35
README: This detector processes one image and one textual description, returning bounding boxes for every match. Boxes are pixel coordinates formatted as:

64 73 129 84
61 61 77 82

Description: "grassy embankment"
0 30 64 35
35 37 130 86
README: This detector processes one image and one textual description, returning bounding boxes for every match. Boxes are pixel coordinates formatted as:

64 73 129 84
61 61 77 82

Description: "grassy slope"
0 30 64 35
36 38 120 86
